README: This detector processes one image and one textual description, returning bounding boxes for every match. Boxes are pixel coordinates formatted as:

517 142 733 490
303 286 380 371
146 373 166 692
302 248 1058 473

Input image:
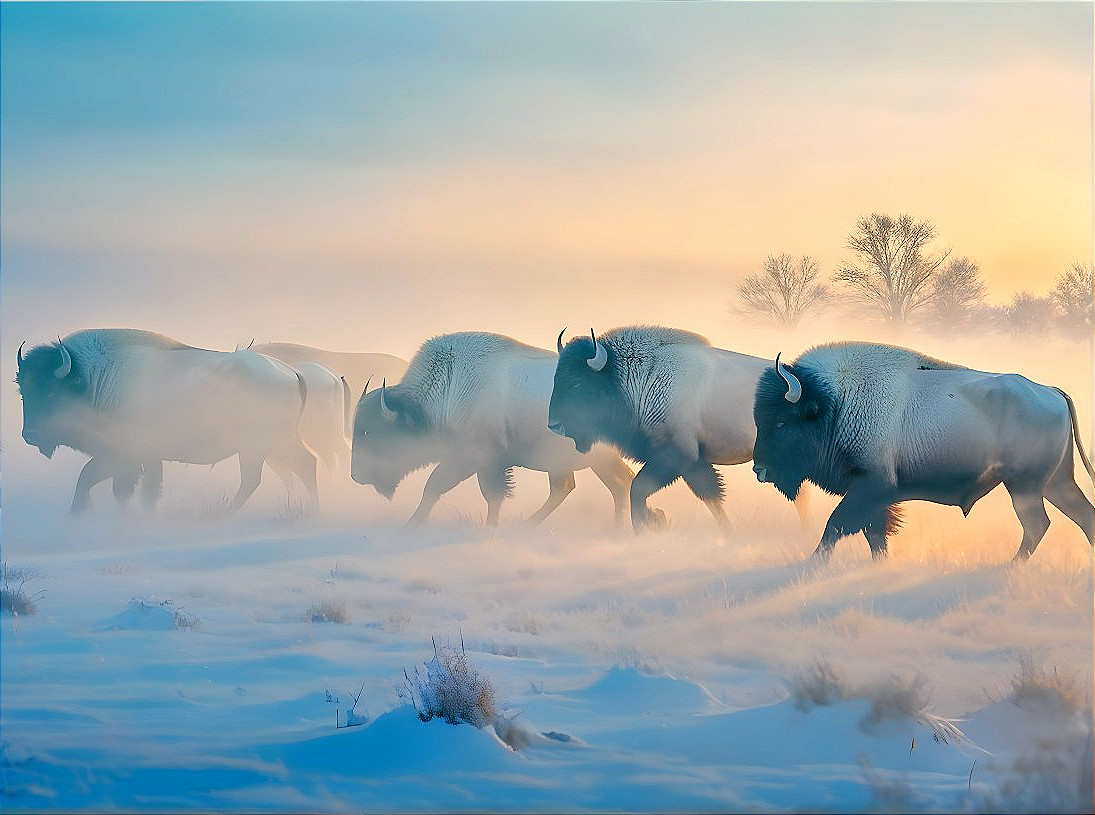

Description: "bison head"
350 380 435 499
15 339 85 458
548 329 616 455
752 354 832 501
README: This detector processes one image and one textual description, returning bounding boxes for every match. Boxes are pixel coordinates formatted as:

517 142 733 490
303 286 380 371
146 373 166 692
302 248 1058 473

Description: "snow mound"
567 666 723 717
98 599 185 631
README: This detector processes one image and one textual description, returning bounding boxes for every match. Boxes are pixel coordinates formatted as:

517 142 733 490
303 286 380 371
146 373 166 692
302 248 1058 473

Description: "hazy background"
2 1 1092 488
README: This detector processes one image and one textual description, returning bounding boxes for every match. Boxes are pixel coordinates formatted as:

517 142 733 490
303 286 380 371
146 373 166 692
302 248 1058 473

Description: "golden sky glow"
1 2 1091 359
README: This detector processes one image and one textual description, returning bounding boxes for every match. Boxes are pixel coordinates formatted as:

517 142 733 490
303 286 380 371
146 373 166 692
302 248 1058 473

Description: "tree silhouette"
927 256 987 331
834 213 951 324
1005 291 1054 336
735 254 830 328
1049 263 1094 341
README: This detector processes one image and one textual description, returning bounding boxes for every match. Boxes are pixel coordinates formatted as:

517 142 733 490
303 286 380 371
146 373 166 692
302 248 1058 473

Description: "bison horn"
54 340 72 380
556 327 566 354
775 353 801 404
17 340 25 368
379 378 396 419
587 329 608 372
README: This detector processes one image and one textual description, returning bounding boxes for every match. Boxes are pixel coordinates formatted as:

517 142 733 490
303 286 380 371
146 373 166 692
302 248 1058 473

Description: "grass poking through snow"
400 636 497 729
1 562 41 616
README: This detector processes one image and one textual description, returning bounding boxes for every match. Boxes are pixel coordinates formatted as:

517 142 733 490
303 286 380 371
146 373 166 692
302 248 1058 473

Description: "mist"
2 2 1093 811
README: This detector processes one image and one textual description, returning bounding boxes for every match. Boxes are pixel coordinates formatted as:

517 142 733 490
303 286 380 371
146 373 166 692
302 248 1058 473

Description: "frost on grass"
1 563 41 616
786 659 851 711
786 660 971 746
399 637 496 729
307 601 348 624
1009 655 1090 716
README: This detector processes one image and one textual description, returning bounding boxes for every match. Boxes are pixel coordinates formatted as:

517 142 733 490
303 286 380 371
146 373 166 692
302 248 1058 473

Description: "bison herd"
15 326 1095 563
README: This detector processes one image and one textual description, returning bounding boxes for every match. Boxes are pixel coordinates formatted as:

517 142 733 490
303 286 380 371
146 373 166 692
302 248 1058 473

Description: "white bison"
17 329 318 514
351 331 634 526
548 326 810 532
752 341 1094 561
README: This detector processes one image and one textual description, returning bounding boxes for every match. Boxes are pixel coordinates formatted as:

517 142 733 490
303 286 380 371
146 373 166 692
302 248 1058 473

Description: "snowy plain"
2 334 1093 813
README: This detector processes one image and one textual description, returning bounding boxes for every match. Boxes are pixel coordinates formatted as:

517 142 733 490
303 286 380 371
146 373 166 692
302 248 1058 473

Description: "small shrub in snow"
786 660 971 746
308 601 348 624
787 659 852 710
400 637 496 728
327 682 370 728
863 673 930 726
172 606 200 630
1 564 41 616
1009 656 1089 715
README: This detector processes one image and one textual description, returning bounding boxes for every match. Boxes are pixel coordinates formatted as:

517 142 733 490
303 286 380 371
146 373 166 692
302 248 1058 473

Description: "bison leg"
814 487 893 561
588 450 633 525
1043 463 1094 547
1006 489 1051 561
792 486 812 533
863 506 902 559
476 467 514 526
279 442 320 509
267 458 295 491
525 471 576 526
228 453 266 513
139 460 164 510
681 461 730 533
71 456 115 514
408 461 477 525
112 468 140 506
630 463 678 531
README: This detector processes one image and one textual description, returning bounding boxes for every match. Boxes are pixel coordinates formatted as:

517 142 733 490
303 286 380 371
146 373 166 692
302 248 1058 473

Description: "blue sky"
1 2 1091 358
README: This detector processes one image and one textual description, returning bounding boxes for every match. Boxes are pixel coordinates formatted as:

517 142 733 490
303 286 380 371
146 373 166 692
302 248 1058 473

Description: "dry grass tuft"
1 563 41 616
786 660 973 746
786 659 852 711
864 673 931 726
400 637 497 729
1009 656 1091 716
308 601 348 624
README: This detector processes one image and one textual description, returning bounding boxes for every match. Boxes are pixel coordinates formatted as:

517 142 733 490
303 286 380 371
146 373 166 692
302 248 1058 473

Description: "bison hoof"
633 507 667 533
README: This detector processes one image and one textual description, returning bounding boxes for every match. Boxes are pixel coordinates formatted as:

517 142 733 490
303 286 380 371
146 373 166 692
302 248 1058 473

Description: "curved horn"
379 378 396 419
556 327 566 355
362 377 371 394
17 341 26 368
587 328 608 372
246 338 254 350
54 340 72 380
775 353 801 404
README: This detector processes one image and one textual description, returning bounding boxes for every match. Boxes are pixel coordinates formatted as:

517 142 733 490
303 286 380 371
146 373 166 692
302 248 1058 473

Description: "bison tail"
341 376 353 438
1054 387 1095 483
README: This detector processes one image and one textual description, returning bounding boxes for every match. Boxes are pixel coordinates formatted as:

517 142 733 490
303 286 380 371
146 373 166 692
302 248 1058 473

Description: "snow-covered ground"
2 440 1093 812
1 332 1091 812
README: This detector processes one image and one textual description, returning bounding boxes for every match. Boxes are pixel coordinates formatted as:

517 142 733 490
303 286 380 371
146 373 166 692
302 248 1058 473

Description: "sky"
1 1 1092 360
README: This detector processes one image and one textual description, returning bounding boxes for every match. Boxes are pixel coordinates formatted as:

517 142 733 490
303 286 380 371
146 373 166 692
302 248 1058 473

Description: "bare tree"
927 256 988 332
1005 291 1054 336
735 254 831 328
1049 263 1094 341
834 213 951 325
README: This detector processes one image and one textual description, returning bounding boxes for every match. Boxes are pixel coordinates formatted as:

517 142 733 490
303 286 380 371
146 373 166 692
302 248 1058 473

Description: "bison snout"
547 420 566 437
753 464 769 483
